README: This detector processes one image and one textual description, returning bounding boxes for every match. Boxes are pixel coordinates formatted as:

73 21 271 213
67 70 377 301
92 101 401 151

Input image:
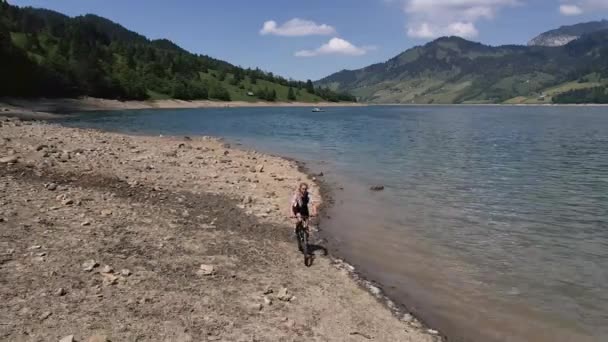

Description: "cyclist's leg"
294 212 303 232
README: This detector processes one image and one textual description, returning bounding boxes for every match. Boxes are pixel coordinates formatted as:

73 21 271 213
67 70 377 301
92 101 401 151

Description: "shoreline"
2 98 605 122
370 102 608 106
251 149 443 336
0 116 439 341
0 97 364 119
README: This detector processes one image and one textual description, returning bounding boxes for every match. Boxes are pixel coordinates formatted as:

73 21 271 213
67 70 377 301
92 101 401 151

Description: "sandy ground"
0 116 438 342
0 97 363 118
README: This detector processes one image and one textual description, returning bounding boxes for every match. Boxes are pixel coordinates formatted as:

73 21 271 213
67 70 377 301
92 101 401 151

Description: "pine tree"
287 87 296 101
305 79 315 94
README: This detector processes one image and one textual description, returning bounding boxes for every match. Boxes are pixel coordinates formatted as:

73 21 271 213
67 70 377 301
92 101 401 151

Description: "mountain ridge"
316 25 608 104
528 19 608 47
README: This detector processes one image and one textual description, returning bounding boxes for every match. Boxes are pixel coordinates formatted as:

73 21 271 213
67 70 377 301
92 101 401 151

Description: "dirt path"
0 117 438 341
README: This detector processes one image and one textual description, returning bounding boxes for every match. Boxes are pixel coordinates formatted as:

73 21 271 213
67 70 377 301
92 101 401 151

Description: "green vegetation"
553 86 608 104
317 30 608 104
0 2 356 102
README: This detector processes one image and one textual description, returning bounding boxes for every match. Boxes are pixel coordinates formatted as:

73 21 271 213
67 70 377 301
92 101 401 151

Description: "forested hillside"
0 2 355 102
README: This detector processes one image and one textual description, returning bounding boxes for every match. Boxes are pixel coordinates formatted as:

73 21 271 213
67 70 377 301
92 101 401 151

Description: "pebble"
101 265 113 273
102 273 119 286
120 269 131 276
249 303 263 312
263 296 273 306
255 164 264 173
370 185 385 191
58 152 70 162
81 220 91 226
100 209 112 217
401 313 413 323
62 199 74 206
59 335 75 342
198 264 215 276
277 287 292 301
0 155 18 164
86 335 110 342
82 259 98 272
55 288 67 296
46 183 58 191
39 311 52 320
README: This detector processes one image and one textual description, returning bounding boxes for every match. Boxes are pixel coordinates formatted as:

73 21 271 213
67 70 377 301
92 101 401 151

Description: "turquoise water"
60 105 608 342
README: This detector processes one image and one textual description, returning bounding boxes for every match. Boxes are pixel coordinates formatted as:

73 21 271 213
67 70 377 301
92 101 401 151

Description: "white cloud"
558 1 608 16
260 18 336 36
398 0 519 39
408 21 480 39
559 4 583 15
295 38 372 57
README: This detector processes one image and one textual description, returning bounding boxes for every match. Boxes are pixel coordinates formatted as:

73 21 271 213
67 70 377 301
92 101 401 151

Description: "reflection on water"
60 105 608 342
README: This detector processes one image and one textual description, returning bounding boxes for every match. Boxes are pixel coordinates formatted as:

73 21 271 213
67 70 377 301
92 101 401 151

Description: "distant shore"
3 97 607 121
373 102 608 107
0 97 364 120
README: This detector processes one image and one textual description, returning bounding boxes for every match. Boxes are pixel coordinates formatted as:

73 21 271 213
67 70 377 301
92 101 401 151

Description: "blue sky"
9 0 608 80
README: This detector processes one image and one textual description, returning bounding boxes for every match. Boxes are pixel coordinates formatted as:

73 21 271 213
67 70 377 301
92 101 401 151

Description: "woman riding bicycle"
291 182 317 231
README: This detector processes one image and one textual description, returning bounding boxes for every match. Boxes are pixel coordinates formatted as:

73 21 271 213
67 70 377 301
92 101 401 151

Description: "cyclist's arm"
289 194 299 217
309 195 318 216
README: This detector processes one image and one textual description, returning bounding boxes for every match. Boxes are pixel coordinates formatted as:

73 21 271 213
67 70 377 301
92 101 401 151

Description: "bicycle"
293 215 315 266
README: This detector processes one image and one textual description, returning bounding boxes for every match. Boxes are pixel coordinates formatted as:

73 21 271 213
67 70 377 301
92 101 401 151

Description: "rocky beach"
0 115 438 342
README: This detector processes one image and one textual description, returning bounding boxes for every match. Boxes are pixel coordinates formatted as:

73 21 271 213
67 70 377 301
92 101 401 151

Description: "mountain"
316 27 608 104
0 2 355 102
528 20 608 47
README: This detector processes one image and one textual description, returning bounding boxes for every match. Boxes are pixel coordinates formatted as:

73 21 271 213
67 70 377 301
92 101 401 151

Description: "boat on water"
312 107 325 112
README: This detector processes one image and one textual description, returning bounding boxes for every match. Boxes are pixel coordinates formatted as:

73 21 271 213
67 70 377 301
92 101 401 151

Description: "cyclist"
291 182 317 232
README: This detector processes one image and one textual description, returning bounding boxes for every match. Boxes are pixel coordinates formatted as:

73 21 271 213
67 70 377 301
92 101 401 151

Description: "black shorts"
293 207 309 218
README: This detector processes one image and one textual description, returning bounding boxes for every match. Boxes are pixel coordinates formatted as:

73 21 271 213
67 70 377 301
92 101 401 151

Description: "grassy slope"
352 72 605 104
504 80 604 104
199 70 326 102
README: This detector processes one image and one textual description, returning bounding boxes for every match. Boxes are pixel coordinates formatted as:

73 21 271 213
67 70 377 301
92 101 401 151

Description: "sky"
8 0 608 81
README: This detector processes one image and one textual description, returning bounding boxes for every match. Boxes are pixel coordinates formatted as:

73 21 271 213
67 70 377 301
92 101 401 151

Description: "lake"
59 105 608 342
